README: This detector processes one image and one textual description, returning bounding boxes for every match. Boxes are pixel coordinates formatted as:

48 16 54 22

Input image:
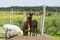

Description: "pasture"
0 11 60 40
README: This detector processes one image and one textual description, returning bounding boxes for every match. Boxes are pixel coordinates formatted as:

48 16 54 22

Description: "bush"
48 13 52 16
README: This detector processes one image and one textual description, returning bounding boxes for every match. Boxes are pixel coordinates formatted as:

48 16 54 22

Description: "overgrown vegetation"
0 6 60 12
0 11 60 40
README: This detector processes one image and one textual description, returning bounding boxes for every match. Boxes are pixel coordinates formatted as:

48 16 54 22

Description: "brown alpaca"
27 13 38 36
23 13 38 36
23 18 29 36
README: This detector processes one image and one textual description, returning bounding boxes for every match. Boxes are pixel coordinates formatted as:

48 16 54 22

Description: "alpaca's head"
18 29 23 36
26 13 33 22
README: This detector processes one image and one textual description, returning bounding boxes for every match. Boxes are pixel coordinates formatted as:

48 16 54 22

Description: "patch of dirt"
8 35 53 40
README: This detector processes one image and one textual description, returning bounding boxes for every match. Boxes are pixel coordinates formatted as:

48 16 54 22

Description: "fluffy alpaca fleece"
3 24 23 38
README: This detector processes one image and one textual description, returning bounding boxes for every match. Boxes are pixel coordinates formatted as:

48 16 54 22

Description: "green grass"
0 11 60 40
0 27 4 40
0 38 4 40
47 35 60 40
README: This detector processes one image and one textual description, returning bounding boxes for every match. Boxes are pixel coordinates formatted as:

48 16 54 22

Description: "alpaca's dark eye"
27 17 30 19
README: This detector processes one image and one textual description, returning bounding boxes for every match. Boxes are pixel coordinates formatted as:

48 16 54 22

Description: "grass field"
47 35 60 40
0 11 60 40
0 26 4 40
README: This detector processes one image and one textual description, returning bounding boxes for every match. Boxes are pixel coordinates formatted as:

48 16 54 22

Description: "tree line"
0 6 60 12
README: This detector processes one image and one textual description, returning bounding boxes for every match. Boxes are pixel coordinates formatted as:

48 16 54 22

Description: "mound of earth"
8 35 53 40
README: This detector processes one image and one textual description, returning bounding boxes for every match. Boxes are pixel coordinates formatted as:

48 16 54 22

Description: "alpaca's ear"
31 13 33 15
29 13 33 16
27 15 30 17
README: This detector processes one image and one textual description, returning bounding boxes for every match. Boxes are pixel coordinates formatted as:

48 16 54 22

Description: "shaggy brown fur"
27 13 38 36
23 13 38 36
23 18 29 36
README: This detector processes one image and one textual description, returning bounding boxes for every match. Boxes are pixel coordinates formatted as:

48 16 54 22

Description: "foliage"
44 17 60 36
0 11 60 36
0 6 60 12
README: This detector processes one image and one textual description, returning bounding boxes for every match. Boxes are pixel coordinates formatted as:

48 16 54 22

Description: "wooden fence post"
40 4 46 35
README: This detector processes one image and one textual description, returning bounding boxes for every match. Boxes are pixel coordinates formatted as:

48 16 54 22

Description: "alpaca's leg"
32 27 35 36
25 30 28 36
23 27 28 36
34 27 36 36
2 31 5 37
23 28 24 35
9 31 11 38
30 27 32 35
30 27 31 35
5 30 7 38
36 26 38 36
9 30 18 38
5 30 8 40
9 30 14 38
29 23 32 36
3 28 8 40
3 27 7 38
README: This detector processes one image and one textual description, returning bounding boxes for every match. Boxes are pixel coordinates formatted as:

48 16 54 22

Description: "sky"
0 0 60 7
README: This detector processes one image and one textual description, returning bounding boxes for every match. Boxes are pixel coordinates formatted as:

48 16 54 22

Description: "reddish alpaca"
23 17 29 36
